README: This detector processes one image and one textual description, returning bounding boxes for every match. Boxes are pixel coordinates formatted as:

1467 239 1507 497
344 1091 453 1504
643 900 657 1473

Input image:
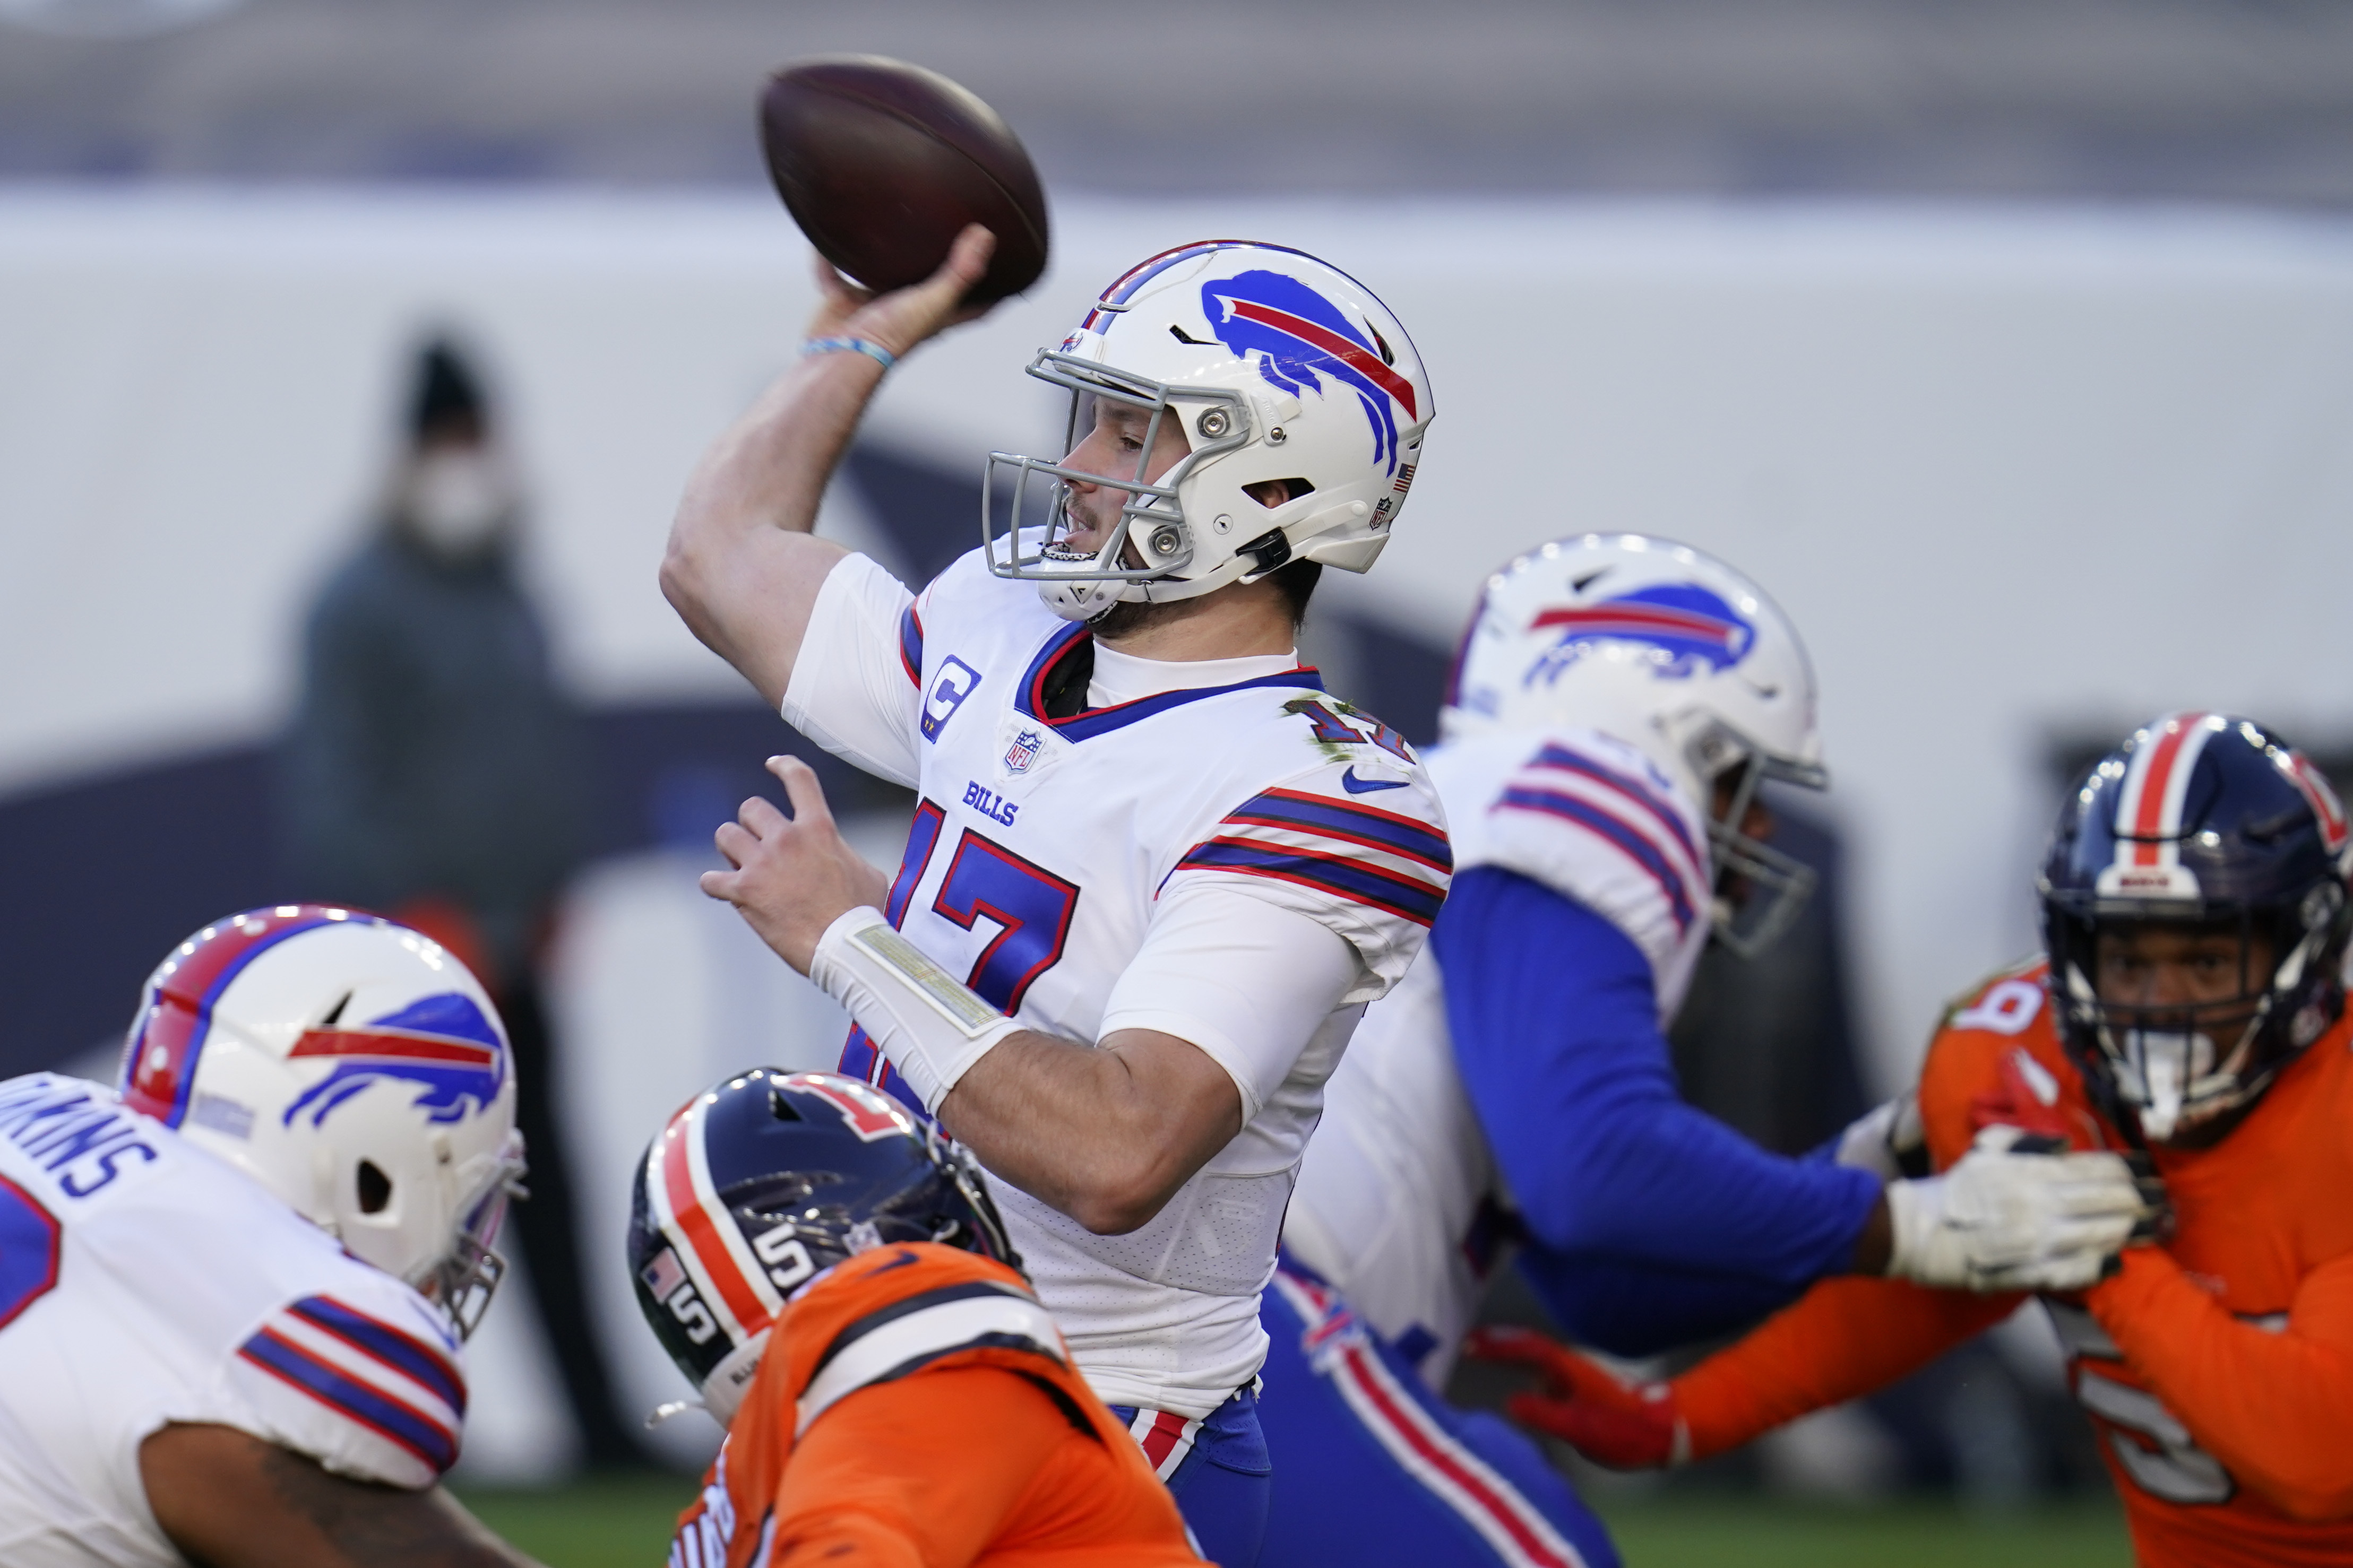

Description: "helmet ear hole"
357 1159 393 1215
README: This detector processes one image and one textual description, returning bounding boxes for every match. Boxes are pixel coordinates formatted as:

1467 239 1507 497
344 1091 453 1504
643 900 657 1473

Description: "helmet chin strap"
699 1328 772 1428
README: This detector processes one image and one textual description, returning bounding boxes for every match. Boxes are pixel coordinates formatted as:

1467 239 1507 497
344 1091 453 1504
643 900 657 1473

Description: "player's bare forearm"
661 355 869 705
660 227 996 706
1850 1190 1894 1274
940 1027 1244 1235
701 755 1242 1231
140 1424 547 1568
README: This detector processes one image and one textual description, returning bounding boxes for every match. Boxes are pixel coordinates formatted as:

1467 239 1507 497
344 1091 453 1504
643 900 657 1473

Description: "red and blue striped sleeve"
1464 734 1717 1018
232 1293 466 1486
1173 786 1451 928
1165 778 1452 994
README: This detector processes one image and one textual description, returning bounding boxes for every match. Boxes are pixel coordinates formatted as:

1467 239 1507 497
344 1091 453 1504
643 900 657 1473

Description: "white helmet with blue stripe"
1442 534 1827 957
985 240 1434 622
117 905 525 1337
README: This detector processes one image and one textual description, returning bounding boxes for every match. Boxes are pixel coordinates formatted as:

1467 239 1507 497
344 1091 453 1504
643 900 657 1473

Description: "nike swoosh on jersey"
1340 767 1408 794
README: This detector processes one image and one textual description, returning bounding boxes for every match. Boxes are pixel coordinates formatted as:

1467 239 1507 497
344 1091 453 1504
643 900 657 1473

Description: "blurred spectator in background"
282 336 641 1469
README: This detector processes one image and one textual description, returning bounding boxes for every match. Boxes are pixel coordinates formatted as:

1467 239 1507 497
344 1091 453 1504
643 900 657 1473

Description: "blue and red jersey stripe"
1011 627 1325 740
238 1323 460 1474
1220 788 1453 872
1493 786 1697 933
285 1296 464 1418
1176 838 1446 928
1523 745 1703 868
897 603 925 688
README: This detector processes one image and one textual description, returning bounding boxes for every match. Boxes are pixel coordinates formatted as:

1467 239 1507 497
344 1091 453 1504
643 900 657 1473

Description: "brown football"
760 56 1050 306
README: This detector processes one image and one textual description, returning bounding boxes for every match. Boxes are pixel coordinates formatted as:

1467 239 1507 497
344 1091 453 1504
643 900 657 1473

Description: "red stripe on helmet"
122 907 348 1127
288 1030 496 1065
654 1104 769 1336
1080 240 1249 331
1529 604 1735 643
1223 299 1419 419
2127 714 2210 866
2283 750 2350 853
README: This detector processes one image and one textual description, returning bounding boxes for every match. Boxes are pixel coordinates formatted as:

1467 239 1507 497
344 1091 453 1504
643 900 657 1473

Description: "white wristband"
807 907 1021 1113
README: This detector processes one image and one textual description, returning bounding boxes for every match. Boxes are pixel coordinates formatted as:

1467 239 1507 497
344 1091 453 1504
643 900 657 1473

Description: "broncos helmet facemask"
2039 713 2353 1146
627 1069 1018 1425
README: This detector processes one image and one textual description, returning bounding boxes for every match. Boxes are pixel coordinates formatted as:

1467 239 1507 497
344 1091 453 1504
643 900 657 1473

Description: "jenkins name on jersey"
0 1073 467 1568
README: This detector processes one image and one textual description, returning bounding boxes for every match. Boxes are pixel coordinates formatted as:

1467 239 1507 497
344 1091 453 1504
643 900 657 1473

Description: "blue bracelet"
803 336 898 371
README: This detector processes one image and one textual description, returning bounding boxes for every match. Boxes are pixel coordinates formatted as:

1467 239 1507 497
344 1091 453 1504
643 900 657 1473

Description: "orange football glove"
1461 1325 1686 1469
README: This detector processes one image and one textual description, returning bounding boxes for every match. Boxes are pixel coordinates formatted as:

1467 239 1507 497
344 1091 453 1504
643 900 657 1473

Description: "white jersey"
783 550 1451 1418
1281 727 1710 1386
0 1075 467 1568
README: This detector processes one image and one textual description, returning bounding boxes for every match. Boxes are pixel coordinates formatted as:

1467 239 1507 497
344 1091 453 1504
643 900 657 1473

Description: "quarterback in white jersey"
1255 536 2160 1568
0 907 538 1568
662 230 1444 1564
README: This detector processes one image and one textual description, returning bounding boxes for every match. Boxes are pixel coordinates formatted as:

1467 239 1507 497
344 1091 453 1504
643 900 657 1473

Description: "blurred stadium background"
10 0 2353 1558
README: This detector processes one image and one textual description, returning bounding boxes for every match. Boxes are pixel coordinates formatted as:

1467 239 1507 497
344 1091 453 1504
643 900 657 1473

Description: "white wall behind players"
9 187 2353 1117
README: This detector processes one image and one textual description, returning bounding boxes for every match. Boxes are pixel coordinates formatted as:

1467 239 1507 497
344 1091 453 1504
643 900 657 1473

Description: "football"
759 56 1050 306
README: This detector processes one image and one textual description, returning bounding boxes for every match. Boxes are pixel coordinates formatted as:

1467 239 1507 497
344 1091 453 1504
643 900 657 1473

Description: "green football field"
455 1479 2135 1567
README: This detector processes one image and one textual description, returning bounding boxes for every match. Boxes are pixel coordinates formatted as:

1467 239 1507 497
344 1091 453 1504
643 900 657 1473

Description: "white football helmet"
118 905 525 1337
984 240 1435 622
1443 534 1828 957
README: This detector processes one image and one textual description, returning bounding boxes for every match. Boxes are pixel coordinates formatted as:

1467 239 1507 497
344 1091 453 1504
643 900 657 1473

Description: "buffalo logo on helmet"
1525 585 1756 687
282 992 508 1129
1201 271 1417 475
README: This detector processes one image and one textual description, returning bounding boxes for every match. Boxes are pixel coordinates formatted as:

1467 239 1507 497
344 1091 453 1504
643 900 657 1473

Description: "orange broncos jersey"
1672 960 2353 1568
668 1242 1200 1568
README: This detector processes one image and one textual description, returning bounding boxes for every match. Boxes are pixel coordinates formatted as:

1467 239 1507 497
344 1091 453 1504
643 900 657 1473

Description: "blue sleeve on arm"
1515 1250 1818 1357
1435 865 1881 1354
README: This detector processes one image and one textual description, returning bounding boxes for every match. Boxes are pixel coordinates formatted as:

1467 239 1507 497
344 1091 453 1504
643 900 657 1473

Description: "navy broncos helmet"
2040 712 2353 1146
627 1069 1017 1423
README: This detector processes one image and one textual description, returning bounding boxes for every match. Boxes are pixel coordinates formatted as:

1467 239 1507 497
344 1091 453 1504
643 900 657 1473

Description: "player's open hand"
1461 1326 1685 1470
806 224 997 361
701 756 891 974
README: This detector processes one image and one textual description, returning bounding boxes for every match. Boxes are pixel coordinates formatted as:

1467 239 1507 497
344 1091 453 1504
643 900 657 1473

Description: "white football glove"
1885 1125 2162 1293
1832 1092 1926 1182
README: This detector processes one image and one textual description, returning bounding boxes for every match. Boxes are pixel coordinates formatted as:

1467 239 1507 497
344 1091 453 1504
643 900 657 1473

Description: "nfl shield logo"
1004 729 1044 775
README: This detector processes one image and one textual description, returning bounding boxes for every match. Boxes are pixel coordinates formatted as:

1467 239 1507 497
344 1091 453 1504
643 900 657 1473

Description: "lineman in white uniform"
1256 535 2164 1568
663 230 1446 1565
0 905 535 1568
